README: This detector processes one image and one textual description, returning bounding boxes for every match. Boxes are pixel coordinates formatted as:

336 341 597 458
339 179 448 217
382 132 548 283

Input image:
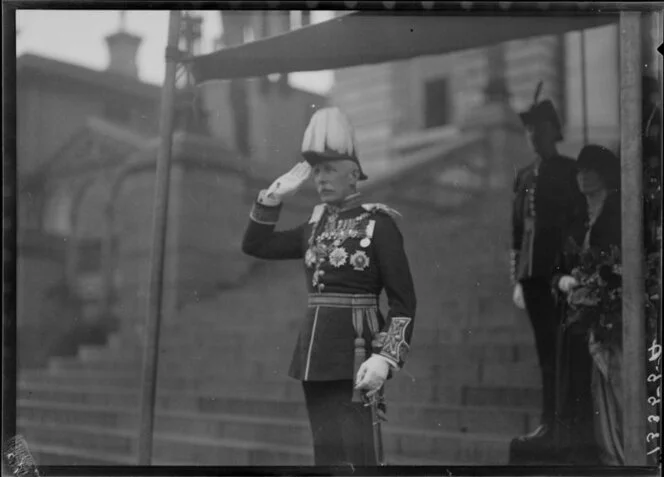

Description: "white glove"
355 354 391 396
263 161 312 204
513 283 525 310
558 275 579 293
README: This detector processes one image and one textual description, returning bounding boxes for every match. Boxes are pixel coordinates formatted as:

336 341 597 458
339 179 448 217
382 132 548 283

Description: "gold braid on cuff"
378 317 412 367
250 201 282 225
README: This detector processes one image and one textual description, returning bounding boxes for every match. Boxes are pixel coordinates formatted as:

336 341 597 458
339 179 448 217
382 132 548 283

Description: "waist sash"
308 293 378 309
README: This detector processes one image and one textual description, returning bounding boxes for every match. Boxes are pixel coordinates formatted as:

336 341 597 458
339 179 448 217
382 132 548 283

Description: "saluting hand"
265 161 312 203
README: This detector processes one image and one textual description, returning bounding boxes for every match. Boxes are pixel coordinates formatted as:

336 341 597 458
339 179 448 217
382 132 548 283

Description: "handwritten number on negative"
647 340 661 462
649 340 662 362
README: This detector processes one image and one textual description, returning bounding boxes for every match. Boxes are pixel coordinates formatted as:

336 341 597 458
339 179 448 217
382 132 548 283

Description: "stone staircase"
17 295 542 466
17 140 544 465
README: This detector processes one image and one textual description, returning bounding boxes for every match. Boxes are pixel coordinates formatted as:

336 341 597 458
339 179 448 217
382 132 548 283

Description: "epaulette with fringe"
361 203 402 220
308 204 326 224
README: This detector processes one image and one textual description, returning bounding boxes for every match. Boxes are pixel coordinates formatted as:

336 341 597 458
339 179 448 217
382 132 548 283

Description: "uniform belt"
308 293 378 308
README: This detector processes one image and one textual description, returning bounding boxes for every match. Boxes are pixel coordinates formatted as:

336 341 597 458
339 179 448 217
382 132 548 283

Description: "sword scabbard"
370 397 386 465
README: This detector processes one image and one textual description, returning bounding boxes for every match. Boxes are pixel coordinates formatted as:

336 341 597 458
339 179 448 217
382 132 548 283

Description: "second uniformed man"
509 82 585 462
242 107 417 466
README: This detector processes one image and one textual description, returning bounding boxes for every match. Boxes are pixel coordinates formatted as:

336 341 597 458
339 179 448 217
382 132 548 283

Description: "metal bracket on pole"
137 10 182 465
620 10 647 467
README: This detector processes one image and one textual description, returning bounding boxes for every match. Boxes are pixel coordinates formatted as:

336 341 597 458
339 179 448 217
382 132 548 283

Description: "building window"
43 187 73 236
243 25 256 43
423 77 452 129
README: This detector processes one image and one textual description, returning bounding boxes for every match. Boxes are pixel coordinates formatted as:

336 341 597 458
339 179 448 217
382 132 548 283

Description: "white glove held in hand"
558 275 579 293
264 161 312 203
513 283 526 310
355 354 390 396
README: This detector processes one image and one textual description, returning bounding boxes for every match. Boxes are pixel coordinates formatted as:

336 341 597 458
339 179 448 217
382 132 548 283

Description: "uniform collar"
324 192 362 214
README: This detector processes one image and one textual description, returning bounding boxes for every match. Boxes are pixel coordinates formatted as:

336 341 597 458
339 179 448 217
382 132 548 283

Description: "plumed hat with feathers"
519 81 564 142
301 107 368 181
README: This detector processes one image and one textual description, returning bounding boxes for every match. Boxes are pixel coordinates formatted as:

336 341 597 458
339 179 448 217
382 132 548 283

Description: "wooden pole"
620 11 647 466
137 10 182 465
580 29 589 145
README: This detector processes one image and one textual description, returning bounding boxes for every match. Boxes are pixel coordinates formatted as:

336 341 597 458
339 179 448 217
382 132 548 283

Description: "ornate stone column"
462 41 523 191
459 42 526 329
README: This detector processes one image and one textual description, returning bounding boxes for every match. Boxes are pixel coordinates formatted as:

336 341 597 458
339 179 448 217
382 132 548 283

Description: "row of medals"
308 212 372 289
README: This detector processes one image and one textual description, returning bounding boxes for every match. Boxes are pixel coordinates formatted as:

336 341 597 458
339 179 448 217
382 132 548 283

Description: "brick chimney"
104 12 142 79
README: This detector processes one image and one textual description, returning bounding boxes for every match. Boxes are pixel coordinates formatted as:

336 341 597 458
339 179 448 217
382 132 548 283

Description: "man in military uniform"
242 107 417 466
509 83 585 462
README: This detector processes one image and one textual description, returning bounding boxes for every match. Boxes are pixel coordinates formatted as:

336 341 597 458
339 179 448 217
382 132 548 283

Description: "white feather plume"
313 108 328 153
301 107 356 156
301 118 315 152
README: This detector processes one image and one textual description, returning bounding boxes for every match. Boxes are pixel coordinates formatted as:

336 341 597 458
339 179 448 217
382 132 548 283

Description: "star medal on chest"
350 250 370 271
306 211 371 288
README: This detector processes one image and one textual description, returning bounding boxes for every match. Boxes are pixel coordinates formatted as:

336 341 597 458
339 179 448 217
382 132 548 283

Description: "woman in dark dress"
552 144 622 465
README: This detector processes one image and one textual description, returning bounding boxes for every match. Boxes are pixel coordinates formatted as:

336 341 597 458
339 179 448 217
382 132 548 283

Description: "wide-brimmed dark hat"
301 107 368 181
577 144 621 190
519 81 564 142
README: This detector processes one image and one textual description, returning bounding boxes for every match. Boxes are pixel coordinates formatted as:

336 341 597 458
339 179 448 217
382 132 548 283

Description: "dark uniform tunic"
512 155 584 282
242 191 416 465
510 154 584 430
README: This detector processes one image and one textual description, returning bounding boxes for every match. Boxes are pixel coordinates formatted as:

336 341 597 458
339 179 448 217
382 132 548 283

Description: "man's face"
526 121 557 156
312 160 358 204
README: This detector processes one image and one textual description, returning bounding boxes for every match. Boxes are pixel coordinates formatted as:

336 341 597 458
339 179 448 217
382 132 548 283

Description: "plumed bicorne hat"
519 81 564 142
301 107 368 181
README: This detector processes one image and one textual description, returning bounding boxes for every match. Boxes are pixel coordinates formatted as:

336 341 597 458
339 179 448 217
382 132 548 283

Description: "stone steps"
106 324 537 350
17 401 514 465
18 419 312 466
17 386 539 436
47 356 286 380
27 443 138 466
44 355 541 388
18 371 542 408
79 339 538 366
26 440 452 467
18 401 312 450
30 438 456 467
391 427 511 464
20 291 540 466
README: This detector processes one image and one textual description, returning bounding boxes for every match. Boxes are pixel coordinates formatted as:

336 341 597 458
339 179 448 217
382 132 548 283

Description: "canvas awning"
189 10 619 83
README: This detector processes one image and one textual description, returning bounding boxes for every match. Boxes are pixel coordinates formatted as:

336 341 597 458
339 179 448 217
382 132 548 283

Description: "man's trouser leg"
521 279 559 426
302 379 377 466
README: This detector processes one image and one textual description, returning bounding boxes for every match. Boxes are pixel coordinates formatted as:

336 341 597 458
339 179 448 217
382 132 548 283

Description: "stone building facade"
16 13 326 368
328 13 620 179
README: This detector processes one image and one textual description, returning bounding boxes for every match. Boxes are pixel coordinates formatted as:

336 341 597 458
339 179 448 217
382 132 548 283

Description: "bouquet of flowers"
565 237 661 347
565 241 623 345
